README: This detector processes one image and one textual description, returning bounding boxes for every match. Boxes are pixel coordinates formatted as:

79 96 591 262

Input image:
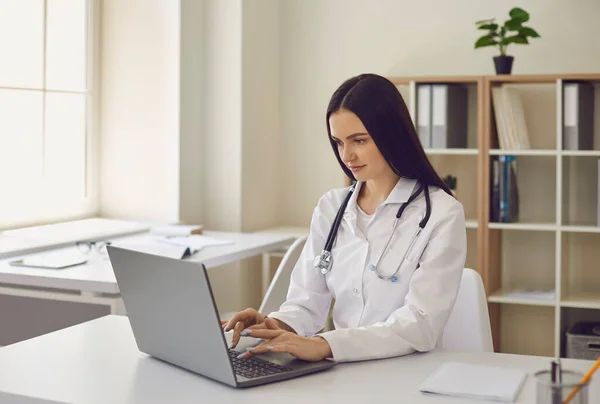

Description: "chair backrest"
258 236 308 315
443 268 494 352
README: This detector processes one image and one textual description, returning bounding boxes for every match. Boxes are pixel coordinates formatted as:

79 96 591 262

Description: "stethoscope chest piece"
313 250 333 274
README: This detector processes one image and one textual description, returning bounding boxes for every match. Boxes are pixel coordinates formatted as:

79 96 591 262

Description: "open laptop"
107 246 336 388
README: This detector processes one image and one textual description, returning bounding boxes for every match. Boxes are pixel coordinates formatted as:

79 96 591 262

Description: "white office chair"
443 267 494 352
220 236 307 320
258 236 307 315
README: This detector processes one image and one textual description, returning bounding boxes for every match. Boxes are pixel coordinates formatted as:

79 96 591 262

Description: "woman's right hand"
221 308 267 349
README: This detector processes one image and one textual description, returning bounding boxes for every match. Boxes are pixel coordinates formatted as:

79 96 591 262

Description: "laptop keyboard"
228 349 292 379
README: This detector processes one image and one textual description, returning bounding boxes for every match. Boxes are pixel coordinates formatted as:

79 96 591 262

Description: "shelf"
487 73 600 83
465 220 478 229
425 148 478 156
561 225 600 233
561 150 600 157
489 149 557 156
487 289 556 307
489 224 600 233
488 222 558 231
561 292 600 309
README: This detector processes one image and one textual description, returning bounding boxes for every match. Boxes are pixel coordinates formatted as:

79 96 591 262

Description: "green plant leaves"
478 23 499 31
505 18 523 31
475 18 495 25
474 7 539 53
501 35 529 45
475 35 498 48
519 27 540 37
509 7 529 22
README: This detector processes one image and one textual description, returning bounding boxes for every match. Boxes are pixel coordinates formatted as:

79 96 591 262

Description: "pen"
563 356 600 404
551 359 562 404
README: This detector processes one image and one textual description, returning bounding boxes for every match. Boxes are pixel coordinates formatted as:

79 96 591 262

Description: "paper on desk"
419 362 527 402
113 235 233 260
9 251 88 269
149 224 203 237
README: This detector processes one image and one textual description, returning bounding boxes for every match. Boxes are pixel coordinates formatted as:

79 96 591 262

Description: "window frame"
0 0 100 230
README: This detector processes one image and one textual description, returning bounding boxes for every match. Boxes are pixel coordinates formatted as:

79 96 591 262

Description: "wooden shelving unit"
386 73 600 358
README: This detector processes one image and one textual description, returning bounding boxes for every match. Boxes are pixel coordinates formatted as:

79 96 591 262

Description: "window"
0 0 97 229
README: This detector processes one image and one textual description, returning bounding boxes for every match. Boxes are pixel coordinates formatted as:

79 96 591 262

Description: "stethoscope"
313 181 432 282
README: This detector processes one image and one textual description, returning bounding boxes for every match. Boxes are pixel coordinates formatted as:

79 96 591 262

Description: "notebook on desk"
419 362 527 402
112 235 233 260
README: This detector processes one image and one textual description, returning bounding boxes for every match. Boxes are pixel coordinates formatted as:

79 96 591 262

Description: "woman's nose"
341 145 355 162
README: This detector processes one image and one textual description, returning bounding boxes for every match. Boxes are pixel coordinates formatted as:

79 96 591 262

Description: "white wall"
201 0 282 311
279 0 600 226
99 0 180 222
201 0 242 232
179 0 205 225
241 1 281 232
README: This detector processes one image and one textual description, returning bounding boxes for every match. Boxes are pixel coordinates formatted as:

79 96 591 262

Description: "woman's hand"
237 320 333 362
221 308 267 349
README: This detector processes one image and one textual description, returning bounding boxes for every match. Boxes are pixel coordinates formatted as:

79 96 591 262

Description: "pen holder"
534 369 590 404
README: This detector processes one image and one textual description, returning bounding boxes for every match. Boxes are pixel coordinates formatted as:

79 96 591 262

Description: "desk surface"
0 232 295 294
0 218 151 259
0 315 597 404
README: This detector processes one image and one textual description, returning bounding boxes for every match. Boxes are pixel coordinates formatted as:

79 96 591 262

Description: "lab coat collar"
381 177 419 206
342 177 419 234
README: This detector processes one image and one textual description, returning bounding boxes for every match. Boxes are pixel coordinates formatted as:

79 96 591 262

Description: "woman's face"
329 109 394 182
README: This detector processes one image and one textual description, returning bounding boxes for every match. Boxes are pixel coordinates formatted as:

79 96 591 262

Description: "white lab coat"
268 177 467 362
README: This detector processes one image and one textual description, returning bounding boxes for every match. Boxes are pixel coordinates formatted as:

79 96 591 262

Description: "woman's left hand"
239 321 332 362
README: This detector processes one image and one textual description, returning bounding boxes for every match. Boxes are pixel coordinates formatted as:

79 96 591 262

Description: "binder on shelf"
490 158 500 222
563 82 595 151
417 84 432 148
490 155 519 223
431 84 468 148
597 159 600 227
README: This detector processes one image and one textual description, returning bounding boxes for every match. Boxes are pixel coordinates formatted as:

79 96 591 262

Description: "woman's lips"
349 165 365 172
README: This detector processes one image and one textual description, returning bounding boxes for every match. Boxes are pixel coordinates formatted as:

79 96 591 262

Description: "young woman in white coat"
223 73 467 363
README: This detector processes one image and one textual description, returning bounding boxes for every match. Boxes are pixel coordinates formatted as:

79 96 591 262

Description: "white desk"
0 231 296 314
0 218 151 259
0 315 597 404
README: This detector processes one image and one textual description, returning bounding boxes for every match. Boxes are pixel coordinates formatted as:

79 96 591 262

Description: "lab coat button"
353 288 359 294
368 264 375 271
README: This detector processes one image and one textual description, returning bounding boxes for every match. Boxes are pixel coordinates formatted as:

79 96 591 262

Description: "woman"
223 73 467 363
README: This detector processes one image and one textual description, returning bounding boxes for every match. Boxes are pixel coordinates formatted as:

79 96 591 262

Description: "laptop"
107 246 336 388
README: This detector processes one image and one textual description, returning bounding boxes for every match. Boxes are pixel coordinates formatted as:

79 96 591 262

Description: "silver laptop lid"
107 246 237 387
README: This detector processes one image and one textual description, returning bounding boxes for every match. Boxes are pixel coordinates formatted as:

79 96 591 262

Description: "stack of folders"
563 82 594 151
419 362 527 402
490 156 519 223
491 86 531 150
416 84 468 149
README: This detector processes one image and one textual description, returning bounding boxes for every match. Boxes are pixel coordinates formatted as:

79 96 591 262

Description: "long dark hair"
326 73 453 196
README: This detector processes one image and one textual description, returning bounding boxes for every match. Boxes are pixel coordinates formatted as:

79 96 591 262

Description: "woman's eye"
355 139 365 144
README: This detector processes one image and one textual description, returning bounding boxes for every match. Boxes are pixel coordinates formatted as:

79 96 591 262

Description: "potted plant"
474 7 541 74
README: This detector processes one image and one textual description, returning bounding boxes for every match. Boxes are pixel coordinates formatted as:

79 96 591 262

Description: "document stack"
416 84 468 148
491 86 531 150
